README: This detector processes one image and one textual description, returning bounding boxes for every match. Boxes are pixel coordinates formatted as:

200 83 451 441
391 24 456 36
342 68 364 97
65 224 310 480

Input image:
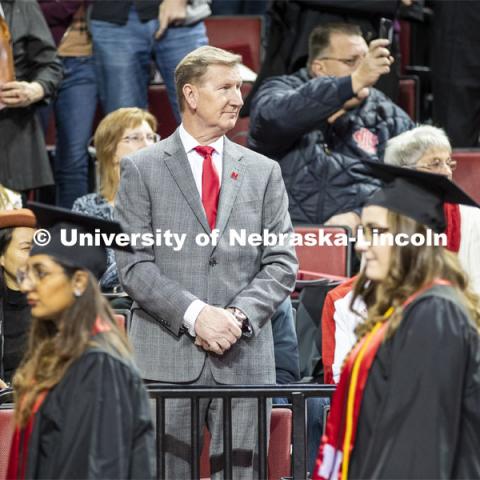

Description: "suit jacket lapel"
215 138 246 238
164 131 210 234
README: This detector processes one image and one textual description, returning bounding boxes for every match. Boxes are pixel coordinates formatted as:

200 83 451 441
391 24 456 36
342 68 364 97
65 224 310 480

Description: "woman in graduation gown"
313 163 480 480
7 203 155 480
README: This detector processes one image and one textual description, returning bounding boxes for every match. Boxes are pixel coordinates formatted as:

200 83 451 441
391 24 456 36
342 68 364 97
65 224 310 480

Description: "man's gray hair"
384 125 452 167
175 46 242 112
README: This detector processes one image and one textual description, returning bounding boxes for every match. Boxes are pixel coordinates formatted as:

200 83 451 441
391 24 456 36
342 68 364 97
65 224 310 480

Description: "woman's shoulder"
60 344 141 390
406 283 465 313
85 344 137 373
402 284 476 337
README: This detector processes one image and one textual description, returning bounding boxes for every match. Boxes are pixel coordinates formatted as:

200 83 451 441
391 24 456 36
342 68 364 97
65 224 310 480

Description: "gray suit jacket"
114 130 298 384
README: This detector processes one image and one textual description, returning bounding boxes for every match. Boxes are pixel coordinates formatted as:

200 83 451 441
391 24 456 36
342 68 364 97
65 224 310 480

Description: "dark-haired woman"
7 205 154 479
0 210 35 385
313 164 480 479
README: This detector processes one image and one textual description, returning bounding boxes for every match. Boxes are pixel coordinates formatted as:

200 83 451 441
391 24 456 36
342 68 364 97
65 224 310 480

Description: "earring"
74 288 83 298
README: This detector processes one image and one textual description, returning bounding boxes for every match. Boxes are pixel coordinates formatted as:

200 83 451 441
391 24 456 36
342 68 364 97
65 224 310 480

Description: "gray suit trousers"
152 358 271 480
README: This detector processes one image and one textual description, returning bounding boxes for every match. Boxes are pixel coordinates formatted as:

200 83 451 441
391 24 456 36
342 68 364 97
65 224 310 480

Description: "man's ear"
310 59 326 77
72 270 89 297
0 255 4 269
182 83 199 110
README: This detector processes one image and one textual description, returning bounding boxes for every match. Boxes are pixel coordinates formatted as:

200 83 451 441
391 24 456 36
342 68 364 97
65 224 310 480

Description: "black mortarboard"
27 202 133 280
364 161 479 232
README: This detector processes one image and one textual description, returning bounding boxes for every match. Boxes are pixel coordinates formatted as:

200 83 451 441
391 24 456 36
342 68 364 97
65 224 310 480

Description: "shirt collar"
179 123 224 157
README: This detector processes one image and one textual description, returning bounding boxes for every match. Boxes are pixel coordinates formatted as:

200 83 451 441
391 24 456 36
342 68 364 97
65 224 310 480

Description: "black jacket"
350 285 480 478
91 0 159 24
248 69 414 224
25 343 155 479
0 287 30 384
271 298 300 384
0 0 63 191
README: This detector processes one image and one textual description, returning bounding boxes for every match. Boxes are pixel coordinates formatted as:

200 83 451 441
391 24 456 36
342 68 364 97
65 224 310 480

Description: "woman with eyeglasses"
72 107 159 293
8 203 154 479
313 163 480 480
0 210 36 387
383 125 480 293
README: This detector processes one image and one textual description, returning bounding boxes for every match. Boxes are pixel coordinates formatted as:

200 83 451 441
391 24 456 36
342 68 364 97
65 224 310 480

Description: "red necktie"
194 145 220 229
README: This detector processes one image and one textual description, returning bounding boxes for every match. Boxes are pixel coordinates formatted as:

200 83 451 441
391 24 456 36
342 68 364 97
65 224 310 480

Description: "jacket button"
209 258 217 267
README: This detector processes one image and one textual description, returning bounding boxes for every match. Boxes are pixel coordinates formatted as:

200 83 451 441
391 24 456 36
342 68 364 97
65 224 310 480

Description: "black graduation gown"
24 340 155 479
349 284 480 479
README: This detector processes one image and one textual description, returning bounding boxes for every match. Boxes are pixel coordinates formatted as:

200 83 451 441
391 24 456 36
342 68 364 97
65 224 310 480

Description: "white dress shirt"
178 124 224 336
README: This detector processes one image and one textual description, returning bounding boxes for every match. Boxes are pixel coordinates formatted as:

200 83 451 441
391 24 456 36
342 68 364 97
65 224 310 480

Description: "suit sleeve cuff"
183 300 207 337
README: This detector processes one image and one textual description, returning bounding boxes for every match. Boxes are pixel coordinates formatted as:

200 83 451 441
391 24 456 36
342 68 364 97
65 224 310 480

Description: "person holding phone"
248 22 414 231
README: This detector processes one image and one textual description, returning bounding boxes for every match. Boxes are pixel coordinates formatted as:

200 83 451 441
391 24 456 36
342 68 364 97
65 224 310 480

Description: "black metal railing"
146 383 336 480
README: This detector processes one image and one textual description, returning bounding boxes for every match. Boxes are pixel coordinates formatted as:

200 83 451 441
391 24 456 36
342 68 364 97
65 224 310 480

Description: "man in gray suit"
115 46 298 479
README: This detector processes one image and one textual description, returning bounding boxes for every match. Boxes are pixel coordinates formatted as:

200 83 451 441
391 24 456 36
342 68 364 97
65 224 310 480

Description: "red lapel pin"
230 171 239 180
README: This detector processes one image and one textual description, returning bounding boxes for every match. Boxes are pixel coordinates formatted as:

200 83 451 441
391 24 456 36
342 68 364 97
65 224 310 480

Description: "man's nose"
230 88 244 107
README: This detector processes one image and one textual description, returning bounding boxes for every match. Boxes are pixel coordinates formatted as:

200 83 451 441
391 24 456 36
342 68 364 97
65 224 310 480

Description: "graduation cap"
0 209 36 229
364 161 479 232
27 202 133 280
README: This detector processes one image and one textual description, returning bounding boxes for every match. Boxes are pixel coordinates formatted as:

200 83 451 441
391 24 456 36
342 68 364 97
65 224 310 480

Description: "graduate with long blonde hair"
313 163 480 479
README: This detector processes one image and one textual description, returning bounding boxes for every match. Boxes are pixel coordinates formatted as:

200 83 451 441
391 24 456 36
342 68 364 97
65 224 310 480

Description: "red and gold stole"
444 203 461 253
312 279 452 480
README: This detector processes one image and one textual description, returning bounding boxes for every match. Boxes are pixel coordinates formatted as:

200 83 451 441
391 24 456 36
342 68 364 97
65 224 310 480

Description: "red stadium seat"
205 16 263 72
268 407 292 479
148 84 177 140
398 20 411 75
0 408 14 480
297 270 348 283
452 149 480 204
398 76 419 121
294 226 353 278
199 407 292 479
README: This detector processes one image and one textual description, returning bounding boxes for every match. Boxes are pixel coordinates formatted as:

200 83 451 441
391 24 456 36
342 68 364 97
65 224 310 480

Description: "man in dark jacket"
248 23 414 230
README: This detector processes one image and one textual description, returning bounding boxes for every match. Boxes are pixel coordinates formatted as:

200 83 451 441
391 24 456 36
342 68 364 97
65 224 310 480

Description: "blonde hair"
175 46 242 112
94 108 157 202
353 210 480 340
384 125 452 168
